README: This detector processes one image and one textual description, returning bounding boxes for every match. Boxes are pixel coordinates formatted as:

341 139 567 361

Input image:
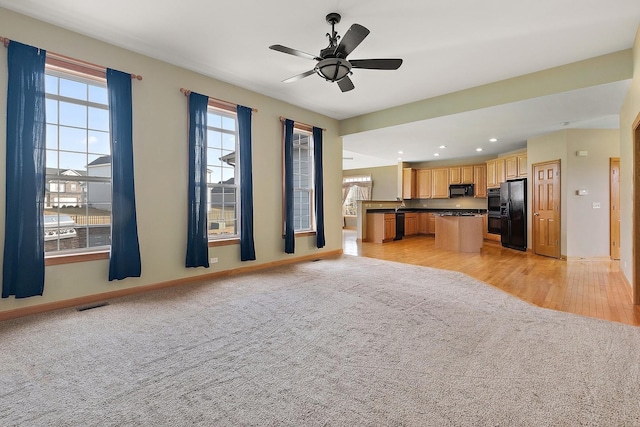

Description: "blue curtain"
2 41 46 299
185 92 210 268
313 126 325 248
106 68 141 281
237 105 256 261
283 119 295 254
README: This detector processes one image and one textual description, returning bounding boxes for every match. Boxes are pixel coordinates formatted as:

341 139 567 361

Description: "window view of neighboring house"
206 107 240 239
292 128 314 232
44 66 112 254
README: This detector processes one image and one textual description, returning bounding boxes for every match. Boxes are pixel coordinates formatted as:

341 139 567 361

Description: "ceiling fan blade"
269 44 320 61
337 76 355 92
349 59 403 70
335 24 370 58
282 69 316 83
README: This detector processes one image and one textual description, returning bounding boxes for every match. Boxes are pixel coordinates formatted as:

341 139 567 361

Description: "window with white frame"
44 66 112 254
343 175 372 216
292 128 314 232
206 107 240 239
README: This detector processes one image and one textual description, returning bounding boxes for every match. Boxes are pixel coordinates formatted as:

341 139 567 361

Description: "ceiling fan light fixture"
315 58 352 82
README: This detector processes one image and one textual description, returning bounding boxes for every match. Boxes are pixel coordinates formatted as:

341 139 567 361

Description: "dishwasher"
394 212 405 240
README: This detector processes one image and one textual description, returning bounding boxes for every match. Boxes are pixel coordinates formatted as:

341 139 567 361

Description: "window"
292 128 314 232
44 66 111 254
343 175 373 216
206 107 240 240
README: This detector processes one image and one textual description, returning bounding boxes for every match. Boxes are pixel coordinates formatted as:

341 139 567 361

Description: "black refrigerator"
500 178 527 251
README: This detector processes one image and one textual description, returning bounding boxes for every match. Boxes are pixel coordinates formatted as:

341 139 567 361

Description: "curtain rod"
180 88 257 112
1 36 143 81
279 116 325 131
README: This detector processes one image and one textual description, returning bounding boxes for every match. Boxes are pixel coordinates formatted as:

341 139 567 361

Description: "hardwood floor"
343 230 640 326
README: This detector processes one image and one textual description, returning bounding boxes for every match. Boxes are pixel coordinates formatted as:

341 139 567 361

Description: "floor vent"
311 259 322 262
77 302 109 312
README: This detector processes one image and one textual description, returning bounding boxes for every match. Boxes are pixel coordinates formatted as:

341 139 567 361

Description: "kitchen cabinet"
461 166 474 184
496 158 506 185
474 164 487 198
505 156 518 180
486 159 497 188
405 212 418 236
418 212 429 234
402 168 416 199
431 168 449 198
428 213 436 234
504 152 528 180
366 212 396 243
416 169 432 198
449 167 461 185
517 153 528 178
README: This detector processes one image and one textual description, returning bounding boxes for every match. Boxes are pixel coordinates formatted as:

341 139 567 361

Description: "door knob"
533 212 539 216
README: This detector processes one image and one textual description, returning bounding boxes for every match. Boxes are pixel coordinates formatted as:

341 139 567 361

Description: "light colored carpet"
1 255 639 426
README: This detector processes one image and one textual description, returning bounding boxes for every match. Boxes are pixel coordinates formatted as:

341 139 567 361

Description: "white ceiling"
2 1 639 169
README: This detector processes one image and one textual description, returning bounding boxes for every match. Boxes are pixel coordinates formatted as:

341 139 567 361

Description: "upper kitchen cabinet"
449 165 473 185
517 153 528 178
449 167 461 185
461 165 474 184
505 152 528 180
473 164 487 198
416 169 432 198
402 168 416 199
431 168 449 198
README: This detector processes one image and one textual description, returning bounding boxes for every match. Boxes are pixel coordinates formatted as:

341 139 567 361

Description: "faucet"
395 197 406 212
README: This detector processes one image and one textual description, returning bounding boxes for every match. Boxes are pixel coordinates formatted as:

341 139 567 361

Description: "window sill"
45 251 110 266
281 231 316 238
208 238 240 247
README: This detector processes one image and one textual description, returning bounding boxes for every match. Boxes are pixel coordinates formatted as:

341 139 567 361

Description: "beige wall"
0 9 342 314
619 25 640 283
566 129 620 257
343 166 397 200
527 129 620 258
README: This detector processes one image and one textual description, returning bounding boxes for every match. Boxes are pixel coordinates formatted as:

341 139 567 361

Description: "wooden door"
610 158 620 260
532 160 561 258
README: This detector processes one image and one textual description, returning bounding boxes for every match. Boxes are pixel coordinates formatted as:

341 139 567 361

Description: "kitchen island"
434 214 484 253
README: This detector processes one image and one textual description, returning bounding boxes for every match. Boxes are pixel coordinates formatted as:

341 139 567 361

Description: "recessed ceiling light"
397 157 402 160
439 145 446 149
489 138 498 142
398 150 403 154
434 153 440 157
476 148 483 152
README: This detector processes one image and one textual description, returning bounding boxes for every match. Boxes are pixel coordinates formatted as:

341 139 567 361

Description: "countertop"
366 208 486 215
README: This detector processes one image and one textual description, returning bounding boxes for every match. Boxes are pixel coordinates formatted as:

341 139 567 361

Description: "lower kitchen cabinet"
405 213 418 236
428 213 436 234
366 213 396 243
418 212 429 234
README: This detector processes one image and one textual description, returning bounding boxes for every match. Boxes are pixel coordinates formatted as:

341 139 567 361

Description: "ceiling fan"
269 12 403 92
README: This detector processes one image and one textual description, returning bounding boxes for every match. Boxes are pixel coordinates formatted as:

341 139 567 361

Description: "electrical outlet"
210 257 218 264
592 202 601 209
455 204 460 208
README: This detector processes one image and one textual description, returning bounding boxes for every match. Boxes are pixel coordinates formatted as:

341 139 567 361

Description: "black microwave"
449 184 474 198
